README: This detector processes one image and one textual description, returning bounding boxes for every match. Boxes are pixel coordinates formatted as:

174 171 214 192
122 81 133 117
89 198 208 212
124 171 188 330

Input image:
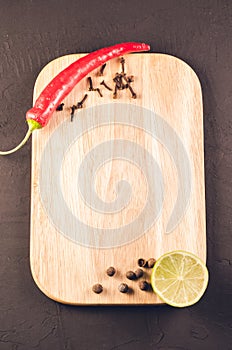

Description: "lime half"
151 250 209 307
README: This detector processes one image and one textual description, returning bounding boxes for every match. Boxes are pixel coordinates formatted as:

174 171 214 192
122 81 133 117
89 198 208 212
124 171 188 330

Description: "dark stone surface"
0 0 231 349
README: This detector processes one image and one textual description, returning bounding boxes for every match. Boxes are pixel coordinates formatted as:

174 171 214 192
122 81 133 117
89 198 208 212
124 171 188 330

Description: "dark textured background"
0 0 231 349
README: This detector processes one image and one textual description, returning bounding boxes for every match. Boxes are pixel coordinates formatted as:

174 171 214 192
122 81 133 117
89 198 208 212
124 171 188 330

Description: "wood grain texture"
30 53 206 304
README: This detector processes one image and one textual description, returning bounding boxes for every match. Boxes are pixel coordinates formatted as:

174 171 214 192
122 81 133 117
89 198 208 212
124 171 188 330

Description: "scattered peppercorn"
138 280 150 291
147 258 156 268
56 103 64 111
138 258 147 267
92 283 103 294
118 283 129 293
106 266 116 277
134 268 144 279
126 271 137 280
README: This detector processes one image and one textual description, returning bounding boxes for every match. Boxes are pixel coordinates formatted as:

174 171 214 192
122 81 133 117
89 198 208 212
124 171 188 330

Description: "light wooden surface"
30 53 206 304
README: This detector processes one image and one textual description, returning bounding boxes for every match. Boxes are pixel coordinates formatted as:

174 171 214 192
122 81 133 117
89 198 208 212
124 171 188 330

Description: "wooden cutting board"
30 52 206 305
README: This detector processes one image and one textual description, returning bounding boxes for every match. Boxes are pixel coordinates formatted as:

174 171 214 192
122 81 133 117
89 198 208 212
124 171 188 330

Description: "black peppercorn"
134 268 143 279
137 258 147 267
147 258 156 268
92 283 103 294
138 280 150 291
126 271 136 280
106 266 116 277
118 283 129 293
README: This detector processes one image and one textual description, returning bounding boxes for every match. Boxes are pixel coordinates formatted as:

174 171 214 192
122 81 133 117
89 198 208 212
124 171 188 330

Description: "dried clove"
70 105 77 122
113 85 118 99
113 73 127 90
122 75 136 98
56 103 64 111
92 283 103 294
113 74 122 88
99 63 106 76
100 80 113 91
87 76 94 91
87 77 103 97
126 75 134 83
94 87 103 97
120 57 125 73
127 84 137 99
77 94 88 109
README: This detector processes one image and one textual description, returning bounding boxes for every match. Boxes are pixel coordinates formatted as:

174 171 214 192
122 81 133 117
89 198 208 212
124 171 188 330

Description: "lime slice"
151 250 209 307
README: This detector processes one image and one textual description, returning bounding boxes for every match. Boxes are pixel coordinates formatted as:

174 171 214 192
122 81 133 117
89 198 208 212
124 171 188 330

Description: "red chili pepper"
0 42 150 155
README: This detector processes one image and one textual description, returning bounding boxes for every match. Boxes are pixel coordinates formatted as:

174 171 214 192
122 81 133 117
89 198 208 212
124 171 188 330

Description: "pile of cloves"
113 57 136 99
56 56 137 122
92 257 156 295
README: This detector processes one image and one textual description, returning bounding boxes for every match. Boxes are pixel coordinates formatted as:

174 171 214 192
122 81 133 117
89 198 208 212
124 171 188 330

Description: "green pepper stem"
0 119 41 156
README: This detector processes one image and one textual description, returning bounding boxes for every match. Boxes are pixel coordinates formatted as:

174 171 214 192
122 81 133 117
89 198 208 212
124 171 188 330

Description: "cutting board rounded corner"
30 258 73 305
155 53 203 100
180 57 203 94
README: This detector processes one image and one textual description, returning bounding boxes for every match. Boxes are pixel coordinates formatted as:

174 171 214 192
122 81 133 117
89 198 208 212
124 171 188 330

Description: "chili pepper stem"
0 119 41 155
